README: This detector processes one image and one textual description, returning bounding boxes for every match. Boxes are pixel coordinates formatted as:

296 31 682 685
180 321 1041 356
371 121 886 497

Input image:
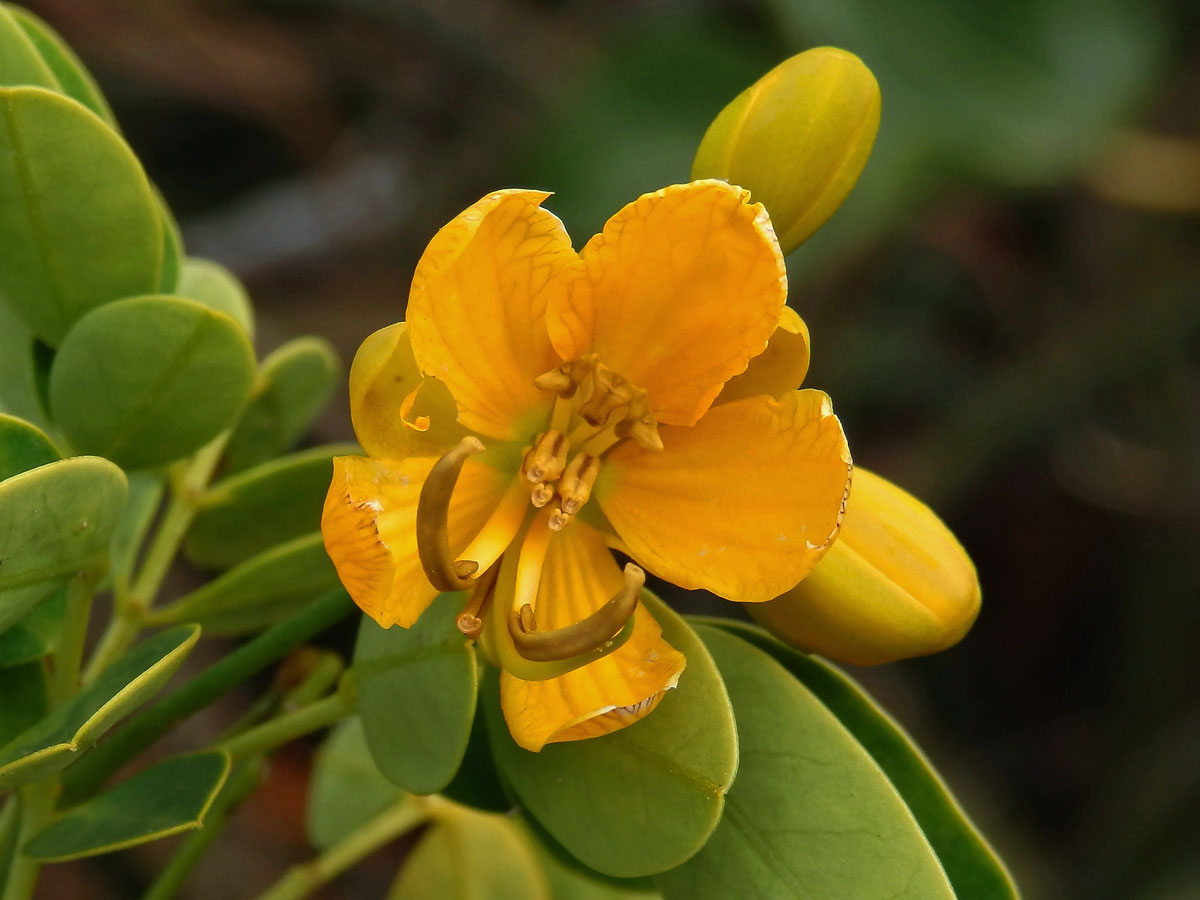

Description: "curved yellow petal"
749 467 980 665
596 390 851 603
716 305 810 404
349 322 467 459
322 454 517 628
547 180 786 427
406 190 580 441
692 47 880 254
500 523 686 752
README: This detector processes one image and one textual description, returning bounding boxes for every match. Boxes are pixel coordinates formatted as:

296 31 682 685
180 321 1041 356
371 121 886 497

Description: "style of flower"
321 179 852 751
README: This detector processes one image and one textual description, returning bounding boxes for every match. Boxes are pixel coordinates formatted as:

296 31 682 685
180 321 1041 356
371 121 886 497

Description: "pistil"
415 436 486 590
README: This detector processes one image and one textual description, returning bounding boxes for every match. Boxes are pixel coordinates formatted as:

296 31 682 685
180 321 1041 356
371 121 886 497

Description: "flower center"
519 356 663 531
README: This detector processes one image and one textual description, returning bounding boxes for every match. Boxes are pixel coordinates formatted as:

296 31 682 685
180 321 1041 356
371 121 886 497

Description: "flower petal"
407 190 579 441
349 322 467 459
547 180 786 427
500 523 686 752
322 454 517 628
716 305 810 404
595 390 851 603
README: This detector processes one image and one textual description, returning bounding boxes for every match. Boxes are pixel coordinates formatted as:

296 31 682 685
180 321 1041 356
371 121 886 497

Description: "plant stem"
2 783 54 900
140 761 264 900
60 589 353 806
250 799 428 900
84 435 229 684
217 689 354 762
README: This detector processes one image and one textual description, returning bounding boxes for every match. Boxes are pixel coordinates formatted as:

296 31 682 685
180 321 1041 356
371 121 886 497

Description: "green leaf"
0 456 127 634
0 587 65 666
389 806 550 900
0 413 58 481
48 295 256 469
104 471 165 593
530 822 663 900
440 705 511 814
354 593 478 795
0 86 162 345
656 626 955 900
156 193 183 294
0 287 47 427
485 592 737 879
24 751 231 861
0 661 47 746
0 624 199 790
710 621 1019 899
306 716 407 850
5 5 116 125
177 257 255 339
223 337 340 474
0 6 58 90
186 444 355 569
150 532 340 635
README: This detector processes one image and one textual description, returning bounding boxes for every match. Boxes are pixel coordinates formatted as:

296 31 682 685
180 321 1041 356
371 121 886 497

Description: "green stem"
140 761 264 900
60 589 353 806
217 689 353 762
83 435 229 684
2 783 54 900
250 800 428 900
48 574 95 706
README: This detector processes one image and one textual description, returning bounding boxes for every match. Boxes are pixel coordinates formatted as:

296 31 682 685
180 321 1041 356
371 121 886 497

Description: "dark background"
20 0 1200 897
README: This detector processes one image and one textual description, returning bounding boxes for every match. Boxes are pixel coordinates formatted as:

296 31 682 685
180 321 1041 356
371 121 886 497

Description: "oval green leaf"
0 303 47 427
0 624 199 790
177 257 254 338
223 336 340 474
0 86 162 345
5 5 115 125
0 7 58 90
485 592 738 879
25 750 231 861
529 821 663 900
0 586 65 666
49 295 256 469
150 532 340 635
0 456 127 634
389 806 550 900
0 413 58 481
656 626 955 900
710 620 1019 899
186 444 355 569
440 706 511 814
156 192 183 294
354 593 478 795
306 716 408 850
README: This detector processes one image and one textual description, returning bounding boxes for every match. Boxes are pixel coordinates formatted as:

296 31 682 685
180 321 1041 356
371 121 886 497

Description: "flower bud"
692 47 880 254
749 467 980 666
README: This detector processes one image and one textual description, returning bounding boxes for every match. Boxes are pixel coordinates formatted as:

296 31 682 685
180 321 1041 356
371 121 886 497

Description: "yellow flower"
321 180 852 752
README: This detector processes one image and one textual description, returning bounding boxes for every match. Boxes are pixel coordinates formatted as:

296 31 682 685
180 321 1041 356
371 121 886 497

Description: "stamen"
523 431 569 483
460 478 530 567
617 389 663 451
513 511 553 614
416 436 485 591
456 563 499 638
533 354 599 398
508 563 644 662
559 454 600 515
529 482 555 508
547 507 571 532
578 364 634 425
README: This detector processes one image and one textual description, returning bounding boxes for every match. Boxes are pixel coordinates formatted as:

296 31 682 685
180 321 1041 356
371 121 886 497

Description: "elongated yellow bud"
692 47 880 254
749 467 980 666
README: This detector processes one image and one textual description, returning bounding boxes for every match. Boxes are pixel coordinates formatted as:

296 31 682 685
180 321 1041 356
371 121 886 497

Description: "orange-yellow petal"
716 305 810 404
500 523 686 752
595 390 851 603
406 190 579 441
348 322 467 459
546 180 786 427
322 454 518 628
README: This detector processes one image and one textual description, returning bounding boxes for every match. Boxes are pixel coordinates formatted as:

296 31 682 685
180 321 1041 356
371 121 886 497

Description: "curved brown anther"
524 431 569 483
416 436 485 591
508 563 645 661
534 354 599 397
456 563 499 638
559 454 600 515
529 482 555 508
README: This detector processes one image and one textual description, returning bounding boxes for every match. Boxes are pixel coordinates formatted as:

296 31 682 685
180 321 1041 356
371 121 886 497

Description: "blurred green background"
19 0 1200 897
